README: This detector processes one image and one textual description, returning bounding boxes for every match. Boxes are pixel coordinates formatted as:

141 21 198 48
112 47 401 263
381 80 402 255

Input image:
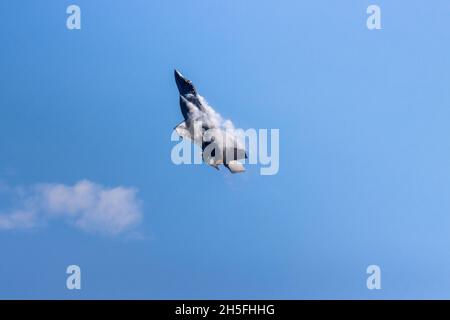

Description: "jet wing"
174 121 203 146
174 121 191 140
224 160 245 174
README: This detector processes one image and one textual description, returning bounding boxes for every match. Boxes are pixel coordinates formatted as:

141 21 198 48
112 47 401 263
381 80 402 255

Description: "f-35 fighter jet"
174 69 246 173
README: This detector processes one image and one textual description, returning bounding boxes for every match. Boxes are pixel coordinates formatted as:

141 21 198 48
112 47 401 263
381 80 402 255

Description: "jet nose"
174 69 192 95
174 69 185 82
174 69 197 96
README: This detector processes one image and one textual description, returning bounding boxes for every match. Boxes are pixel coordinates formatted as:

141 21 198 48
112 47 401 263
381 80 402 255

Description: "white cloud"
0 209 36 230
0 180 143 236
184 94 246 150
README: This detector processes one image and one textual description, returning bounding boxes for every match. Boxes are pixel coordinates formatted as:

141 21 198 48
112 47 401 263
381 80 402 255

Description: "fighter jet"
174 69 247 173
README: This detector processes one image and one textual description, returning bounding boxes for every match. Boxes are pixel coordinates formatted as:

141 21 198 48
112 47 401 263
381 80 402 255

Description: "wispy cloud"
0 209 36 230
0 180 143 236
182 94 245 147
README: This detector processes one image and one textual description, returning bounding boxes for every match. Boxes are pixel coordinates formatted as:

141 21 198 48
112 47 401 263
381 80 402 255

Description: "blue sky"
1 0 450 299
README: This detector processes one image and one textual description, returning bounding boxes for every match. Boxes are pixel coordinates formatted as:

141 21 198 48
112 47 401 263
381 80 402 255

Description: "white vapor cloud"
185 94 245 150
0 180 143 236
0 210 36 230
